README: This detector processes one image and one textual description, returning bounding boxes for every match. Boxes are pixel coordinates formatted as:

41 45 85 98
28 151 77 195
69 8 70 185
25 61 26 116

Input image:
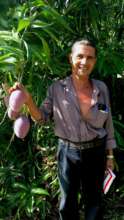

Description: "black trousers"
57 139 106 220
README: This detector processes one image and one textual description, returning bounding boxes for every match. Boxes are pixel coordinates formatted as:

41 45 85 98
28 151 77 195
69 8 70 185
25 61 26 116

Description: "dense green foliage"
0 0 124 219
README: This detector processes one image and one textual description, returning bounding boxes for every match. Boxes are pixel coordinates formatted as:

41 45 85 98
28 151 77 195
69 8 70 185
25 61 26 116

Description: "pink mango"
9 90 26 112
8 107 19 120
13 115 30 139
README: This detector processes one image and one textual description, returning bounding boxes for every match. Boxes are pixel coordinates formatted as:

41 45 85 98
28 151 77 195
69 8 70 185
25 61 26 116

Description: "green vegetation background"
0 0 124 219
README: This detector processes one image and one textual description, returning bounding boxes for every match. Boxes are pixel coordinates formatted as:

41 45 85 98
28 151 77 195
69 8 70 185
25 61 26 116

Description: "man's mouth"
79 66 88 71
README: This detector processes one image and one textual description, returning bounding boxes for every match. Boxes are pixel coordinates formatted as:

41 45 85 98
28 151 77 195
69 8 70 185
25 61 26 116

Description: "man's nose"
80 57 87 64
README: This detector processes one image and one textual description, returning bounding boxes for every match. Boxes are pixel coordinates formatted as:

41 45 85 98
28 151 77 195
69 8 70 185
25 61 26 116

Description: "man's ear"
68 53 72 64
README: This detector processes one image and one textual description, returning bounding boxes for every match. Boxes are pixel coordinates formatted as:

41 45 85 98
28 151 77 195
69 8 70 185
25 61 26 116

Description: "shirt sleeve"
39 85 53 122
104 85 117 149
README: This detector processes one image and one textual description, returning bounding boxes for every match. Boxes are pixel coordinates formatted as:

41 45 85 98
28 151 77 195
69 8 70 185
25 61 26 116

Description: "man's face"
71 44 96 79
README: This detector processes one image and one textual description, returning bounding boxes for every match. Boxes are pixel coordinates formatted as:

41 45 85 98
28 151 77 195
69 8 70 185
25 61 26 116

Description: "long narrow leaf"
31 187 49 196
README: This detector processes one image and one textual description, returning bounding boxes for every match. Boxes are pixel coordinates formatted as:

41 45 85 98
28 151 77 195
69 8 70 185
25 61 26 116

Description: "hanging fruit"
13 115 30 139
9 89 26 112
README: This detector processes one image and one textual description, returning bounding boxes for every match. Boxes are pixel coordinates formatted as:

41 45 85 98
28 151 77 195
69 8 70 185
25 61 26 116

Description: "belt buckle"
81 141 94 149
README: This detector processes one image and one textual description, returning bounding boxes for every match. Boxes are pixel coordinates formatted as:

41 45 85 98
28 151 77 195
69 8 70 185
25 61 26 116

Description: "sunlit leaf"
31 187 49 196
17 18 30 32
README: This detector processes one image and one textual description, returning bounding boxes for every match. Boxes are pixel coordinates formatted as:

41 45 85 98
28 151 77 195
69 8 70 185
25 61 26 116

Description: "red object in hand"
103 168 116 194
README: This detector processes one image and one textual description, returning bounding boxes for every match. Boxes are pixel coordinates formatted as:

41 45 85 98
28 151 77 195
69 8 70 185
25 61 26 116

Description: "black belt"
59 136 106 150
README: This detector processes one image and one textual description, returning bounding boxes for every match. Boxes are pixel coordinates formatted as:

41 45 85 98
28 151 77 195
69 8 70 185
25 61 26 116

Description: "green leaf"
31 187 49 196
41 38 50 60
42 5 72 32
42 172 51 181
13 183 28 191
0 30 20 43
114 129 124 150
26 196 34 215
0 53 14 61
32 20 54 29
0 46 23 58
114 119 124 129
17 18 30 32
33 33 51 62
33 0 46 7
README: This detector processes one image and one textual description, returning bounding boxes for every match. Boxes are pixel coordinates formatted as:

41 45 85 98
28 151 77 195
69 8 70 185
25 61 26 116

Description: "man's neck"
71 74 91 91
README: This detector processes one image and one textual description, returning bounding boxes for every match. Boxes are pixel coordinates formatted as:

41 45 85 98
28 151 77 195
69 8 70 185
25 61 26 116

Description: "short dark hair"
71 38 97 56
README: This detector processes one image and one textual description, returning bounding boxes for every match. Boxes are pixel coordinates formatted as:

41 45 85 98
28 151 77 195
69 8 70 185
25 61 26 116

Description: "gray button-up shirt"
40 76 116 149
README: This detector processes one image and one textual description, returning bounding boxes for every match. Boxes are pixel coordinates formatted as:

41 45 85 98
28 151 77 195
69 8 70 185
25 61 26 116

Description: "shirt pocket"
96 104 109 127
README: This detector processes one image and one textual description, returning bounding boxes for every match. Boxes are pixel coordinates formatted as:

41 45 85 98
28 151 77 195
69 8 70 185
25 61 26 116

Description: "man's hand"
9 82 32 105
4 82 43 122
106 158 115 171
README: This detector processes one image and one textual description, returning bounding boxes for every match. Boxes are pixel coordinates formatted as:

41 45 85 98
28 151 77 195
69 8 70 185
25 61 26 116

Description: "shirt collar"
60 76 100 106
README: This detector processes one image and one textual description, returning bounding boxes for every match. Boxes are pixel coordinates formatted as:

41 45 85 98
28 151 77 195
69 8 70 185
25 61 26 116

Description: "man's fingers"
8 82 24 94
13 82 21 89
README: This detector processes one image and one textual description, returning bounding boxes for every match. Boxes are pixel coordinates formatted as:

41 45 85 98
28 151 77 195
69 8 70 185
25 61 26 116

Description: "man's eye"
77 55 83 59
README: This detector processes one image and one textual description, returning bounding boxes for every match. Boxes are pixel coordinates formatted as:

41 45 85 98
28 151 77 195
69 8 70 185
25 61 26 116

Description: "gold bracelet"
106 155 114 159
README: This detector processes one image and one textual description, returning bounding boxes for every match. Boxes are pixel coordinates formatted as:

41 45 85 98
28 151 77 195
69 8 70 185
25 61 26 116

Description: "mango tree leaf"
17 18 30 32
31 187 49 196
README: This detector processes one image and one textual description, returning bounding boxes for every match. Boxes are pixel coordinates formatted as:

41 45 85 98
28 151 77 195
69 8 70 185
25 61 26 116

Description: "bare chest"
76 89 92 117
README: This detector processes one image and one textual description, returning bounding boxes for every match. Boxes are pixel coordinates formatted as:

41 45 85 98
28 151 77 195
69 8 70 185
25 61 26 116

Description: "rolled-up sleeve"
104 87 117 149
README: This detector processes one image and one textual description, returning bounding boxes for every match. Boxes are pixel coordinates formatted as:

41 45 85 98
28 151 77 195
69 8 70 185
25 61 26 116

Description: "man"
10 39 116 220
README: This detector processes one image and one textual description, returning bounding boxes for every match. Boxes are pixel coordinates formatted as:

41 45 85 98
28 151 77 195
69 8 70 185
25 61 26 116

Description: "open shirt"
40 76 116 149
